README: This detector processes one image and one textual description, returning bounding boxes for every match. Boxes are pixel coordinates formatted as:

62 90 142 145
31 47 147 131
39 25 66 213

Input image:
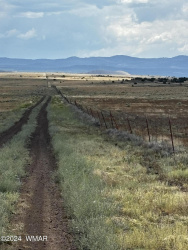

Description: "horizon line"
0 54 187 60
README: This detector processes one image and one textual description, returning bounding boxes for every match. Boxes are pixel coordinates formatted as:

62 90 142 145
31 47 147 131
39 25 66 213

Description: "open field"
0 72 52 135
0 72 48 112
0 72 188 250
52 75 188 149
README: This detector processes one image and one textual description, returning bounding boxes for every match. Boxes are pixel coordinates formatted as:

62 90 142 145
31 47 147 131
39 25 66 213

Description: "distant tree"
179 77 186 83
163 79 167 84
150 78 155 82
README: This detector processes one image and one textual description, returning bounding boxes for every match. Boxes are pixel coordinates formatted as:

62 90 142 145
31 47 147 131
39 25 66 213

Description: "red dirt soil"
10 97 76 250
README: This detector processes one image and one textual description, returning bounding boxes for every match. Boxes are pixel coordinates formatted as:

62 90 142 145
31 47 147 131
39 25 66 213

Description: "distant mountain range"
0 55 188 77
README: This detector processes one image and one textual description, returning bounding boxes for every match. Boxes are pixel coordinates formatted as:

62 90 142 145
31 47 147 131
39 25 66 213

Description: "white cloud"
0 0 15 18
68 4 101 17
181 3 188 18
1 0 188 58
118 0 149 3
6 29 19 37
18 28 37 39
182 4 188 12
46 11 63 16
81 15 188 58
178 44 188 53
105 16 188 44
0 29 19 38
17 11 44 18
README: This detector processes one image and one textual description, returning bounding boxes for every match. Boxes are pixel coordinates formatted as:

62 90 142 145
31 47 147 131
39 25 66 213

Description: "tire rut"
11 97 76 250
0 96 45 148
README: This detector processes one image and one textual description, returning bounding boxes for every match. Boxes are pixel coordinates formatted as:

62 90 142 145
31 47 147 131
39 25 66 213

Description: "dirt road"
11 97 76 250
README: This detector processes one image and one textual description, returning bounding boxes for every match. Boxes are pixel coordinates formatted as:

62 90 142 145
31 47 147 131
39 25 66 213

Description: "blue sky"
0 0 188 59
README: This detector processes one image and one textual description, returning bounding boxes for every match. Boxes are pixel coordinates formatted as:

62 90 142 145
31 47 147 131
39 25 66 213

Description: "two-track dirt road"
7 97 76 250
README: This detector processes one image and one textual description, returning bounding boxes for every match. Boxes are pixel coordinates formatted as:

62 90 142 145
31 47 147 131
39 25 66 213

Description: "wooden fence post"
110 111 114 128
127 117 133 134
169 116 175 153
97 111 102 128
101 111 108 129
145 116 151 142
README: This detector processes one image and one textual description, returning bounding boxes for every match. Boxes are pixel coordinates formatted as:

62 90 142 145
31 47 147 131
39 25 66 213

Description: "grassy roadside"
48 96 188 250
0 97 47 241
48 97 118 250
0 110 25 134
0 96 41 134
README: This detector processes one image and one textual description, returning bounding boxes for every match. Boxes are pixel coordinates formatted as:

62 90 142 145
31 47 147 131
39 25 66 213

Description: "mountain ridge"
0 55 187 77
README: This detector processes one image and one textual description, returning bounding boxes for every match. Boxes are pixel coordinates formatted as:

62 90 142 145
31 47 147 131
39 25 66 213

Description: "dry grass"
0 97 47 240
0 74 54 112
48 96 188 250
0 73 187 249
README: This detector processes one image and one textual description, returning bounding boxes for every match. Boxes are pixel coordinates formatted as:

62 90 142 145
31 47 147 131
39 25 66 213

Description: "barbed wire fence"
53 86 187 154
